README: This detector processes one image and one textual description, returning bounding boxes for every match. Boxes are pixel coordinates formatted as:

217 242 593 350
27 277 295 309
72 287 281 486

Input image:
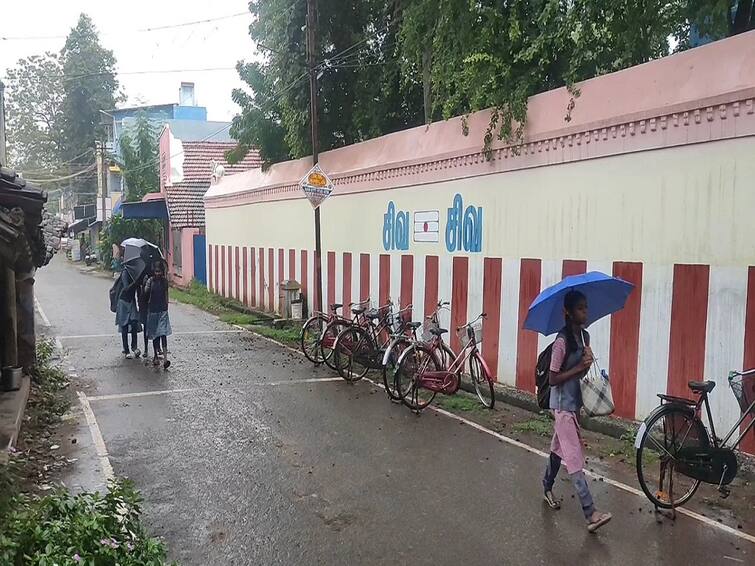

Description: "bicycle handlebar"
456 312 487 332
733 368 755 377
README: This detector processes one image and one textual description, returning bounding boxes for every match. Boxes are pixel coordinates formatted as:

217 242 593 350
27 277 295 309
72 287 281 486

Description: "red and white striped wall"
207 245 755 454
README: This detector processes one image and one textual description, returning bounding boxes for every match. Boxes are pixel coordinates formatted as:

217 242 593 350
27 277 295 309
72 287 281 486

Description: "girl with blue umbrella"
525 272 634 533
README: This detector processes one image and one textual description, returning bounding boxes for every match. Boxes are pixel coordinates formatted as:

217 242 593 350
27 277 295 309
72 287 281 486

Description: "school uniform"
145 277 172 340
542 328 597 520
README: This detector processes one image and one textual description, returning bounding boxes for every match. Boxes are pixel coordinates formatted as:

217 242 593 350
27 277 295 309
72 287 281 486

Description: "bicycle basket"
456 320 483 346
422 317 440 342
730 372 755 415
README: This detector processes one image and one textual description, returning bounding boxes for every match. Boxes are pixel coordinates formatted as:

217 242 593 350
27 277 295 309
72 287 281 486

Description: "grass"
435 393 484 413
170 280 299 346
511 415 553 437
247 325 300 347
169 280 236 314
219 312 265 326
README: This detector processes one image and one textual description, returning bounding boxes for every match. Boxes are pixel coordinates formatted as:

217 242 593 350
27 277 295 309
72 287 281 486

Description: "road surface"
35 257 752 565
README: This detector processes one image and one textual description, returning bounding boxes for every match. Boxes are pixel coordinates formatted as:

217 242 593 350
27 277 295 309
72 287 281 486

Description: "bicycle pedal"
718 487 731 499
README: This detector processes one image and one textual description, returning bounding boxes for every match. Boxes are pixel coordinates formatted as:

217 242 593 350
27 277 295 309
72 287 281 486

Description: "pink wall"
167 227 198 288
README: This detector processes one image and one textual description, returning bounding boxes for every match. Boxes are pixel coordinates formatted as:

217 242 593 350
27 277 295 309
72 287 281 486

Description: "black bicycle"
635 369 755 511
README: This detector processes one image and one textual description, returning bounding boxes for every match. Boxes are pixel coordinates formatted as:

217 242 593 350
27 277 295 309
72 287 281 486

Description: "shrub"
0 479 174 565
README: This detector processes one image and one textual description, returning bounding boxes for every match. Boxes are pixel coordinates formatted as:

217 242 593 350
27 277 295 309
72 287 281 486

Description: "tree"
229 0 423 165
118 113 159 202
397 0 693 154
4 53 67 172
60 14 120 193
233 0 753 164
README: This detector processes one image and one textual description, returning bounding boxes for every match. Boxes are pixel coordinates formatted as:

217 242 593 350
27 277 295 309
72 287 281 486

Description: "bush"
0 479 175 565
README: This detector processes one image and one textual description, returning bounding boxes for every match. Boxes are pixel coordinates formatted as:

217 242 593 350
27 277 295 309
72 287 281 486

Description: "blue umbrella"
523 271 635 336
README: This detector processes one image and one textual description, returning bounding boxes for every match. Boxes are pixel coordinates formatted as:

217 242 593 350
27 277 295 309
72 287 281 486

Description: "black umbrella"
121 238 163 284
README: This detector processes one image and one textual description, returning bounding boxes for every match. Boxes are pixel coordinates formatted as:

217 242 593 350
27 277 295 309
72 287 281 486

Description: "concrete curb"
0 375 31 463
460 380 638 441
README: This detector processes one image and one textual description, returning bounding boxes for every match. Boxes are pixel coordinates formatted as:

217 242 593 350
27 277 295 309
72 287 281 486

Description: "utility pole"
306 0 323 313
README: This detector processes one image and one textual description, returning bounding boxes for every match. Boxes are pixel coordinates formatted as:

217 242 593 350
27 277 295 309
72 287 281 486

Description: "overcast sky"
0 1 257 121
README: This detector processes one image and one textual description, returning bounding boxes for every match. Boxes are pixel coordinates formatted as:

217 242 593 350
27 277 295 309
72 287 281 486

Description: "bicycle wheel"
396 345 438 411
636 406 708 509
300 315 327 364
469 352 495 408
434 343 455 369
321 320 350 371
382 337 410 401
337 326 372 382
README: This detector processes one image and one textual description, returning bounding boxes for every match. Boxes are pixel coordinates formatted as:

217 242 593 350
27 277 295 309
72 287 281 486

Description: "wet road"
35 257 752 565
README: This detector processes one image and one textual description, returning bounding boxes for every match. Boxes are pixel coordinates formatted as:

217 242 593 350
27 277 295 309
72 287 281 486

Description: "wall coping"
206 31 755 209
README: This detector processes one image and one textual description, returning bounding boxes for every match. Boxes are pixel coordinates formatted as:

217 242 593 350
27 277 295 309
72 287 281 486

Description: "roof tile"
165 142 259 228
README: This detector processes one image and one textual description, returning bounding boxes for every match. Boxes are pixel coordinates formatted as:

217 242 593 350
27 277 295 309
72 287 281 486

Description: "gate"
193 234 207 286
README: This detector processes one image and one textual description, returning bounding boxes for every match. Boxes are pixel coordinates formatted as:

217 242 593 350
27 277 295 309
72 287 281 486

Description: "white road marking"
88 388 200 402
87 377 345 402
77 391 115 481
59 330 244 340
234 325 755 545
34 297 51 327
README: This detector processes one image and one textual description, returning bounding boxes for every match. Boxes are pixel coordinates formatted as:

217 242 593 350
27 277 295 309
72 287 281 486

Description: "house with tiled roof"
155 124 260 287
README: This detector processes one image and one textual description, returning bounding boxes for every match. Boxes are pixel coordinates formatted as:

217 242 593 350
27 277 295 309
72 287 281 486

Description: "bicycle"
300 302 347 364
635 369 755 513
382 301 448 401
317 299 371 371
395 312 496 412
333 301 409 382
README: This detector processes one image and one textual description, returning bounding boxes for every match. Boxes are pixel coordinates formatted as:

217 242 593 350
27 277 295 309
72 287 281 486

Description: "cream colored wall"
207 137 755 267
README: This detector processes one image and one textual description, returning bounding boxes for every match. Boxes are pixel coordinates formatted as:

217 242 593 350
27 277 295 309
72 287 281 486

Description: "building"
100 82 231 213
203 31 755 454
121 124 260 287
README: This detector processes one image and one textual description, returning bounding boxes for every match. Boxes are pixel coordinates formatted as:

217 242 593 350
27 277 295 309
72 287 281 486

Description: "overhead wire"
19 148 96 174
0 11 249 42
25 163 97 184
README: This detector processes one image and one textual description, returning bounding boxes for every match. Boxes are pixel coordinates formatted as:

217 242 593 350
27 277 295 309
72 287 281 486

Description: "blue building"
102 82 231 201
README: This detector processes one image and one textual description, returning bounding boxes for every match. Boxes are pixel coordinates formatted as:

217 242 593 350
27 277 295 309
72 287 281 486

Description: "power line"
19 148 96 173
25 163 97 183
0 11 249 42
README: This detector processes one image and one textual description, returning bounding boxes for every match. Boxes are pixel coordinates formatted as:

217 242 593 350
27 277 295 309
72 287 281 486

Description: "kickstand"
654 461 676 522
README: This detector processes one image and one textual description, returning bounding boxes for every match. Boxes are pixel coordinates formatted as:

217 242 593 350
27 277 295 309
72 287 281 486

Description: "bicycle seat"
351 306 366 315
688 380 716 393
330 303 343 311
430 327 448 336
365 308 381 320
406 321 422 330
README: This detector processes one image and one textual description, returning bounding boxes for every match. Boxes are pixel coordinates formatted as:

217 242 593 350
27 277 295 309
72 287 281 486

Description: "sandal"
543 491 561 510
587 512 612 533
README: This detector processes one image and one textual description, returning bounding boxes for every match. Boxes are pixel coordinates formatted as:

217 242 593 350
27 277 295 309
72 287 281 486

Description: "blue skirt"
115 299 140 330
146 311 172 339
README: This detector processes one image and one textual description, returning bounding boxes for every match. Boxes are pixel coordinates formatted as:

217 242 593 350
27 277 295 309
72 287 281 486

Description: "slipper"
543 491 561 510
587 512 612 533
163 359 171 370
